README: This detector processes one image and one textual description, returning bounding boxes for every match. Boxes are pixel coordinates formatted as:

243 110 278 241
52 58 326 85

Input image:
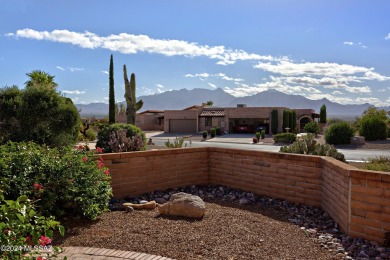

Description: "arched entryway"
298 115 313 133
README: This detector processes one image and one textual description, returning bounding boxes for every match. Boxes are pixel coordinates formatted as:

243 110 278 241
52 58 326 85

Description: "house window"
205 117 212 126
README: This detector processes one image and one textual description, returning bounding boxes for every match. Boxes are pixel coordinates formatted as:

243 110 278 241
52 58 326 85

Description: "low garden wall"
102 147 390 244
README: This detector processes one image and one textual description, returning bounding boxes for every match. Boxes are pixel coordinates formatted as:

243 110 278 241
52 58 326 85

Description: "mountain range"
76 88 390 119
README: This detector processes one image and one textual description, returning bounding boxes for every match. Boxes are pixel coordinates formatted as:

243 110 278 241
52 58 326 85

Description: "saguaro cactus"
123 65 143 124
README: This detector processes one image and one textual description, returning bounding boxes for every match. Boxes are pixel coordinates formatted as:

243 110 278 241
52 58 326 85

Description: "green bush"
78 128 97 142
255 132 261 140
0 85 80 147
359 117 388 141
0 192 64 259
304 121 320 135
261 130 265 139
202 131 208 139
210 128 216 138
0 142 112 220
273 133 296 144
364 156 390 172
96 123 146 153
325 122 354 145
215 127 221 136
280 134 345 162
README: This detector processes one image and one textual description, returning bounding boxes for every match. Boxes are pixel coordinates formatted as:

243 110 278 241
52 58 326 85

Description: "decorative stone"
139 200 148 204
124 206 134 212
158 192 205 218
122 201 156 210
155 197 167 204
239 198 250 205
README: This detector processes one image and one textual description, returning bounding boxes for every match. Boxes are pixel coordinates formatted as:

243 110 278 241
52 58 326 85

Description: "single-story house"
163 104 319 134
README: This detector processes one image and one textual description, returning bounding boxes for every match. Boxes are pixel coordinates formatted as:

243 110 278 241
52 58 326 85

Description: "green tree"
282 110 290 132
206 101 214 106
0 72 80 147
319 104 327 123
291 110 297 133
25 70 58 90
358 107 389 140
109 54 115 124
325 121 354 145
271 109 278 134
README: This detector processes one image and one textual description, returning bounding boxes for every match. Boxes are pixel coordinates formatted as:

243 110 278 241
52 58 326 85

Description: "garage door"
169 119 197 133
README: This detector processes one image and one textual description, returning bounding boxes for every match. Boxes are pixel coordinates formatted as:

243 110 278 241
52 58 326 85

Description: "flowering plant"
0 142 112 220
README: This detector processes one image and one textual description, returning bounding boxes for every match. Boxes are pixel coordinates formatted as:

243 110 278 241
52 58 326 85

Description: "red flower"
99 157 104 162
82 157 88 162
97 160 105 169
104 170 110 175
77 145 84 150
96 147 103 153
38 236 52 246
69 178 74 183
34 183 43 191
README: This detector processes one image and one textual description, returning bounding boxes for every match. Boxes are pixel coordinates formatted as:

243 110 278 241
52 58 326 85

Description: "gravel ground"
54 185 390 260
55 201 339 260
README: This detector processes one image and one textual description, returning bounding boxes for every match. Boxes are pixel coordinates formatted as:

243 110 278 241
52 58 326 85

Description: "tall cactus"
123 65 143 124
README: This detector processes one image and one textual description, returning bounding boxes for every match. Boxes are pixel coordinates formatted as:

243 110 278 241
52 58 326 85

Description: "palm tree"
25 70 58 89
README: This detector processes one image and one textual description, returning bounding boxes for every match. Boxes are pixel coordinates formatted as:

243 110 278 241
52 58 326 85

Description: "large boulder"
158 192 205 218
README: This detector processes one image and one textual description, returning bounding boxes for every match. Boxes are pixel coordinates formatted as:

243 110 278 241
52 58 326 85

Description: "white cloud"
345 86 371 93
208 83 217 89
101 70 109 75
386 33 390 40
254 61 375 77
355 97 387 106
156 84 165 93
332 91 343 95
306 93 354 104
185 72 243 82
156 84 164 88
62 90 86 95
8 28 279 65
343 41 354 45
68 67 84 72
56 66 65 71
184 73 209 78
103 97 109 100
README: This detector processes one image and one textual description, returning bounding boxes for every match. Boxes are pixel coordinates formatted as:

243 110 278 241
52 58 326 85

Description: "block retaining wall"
101 147 390 244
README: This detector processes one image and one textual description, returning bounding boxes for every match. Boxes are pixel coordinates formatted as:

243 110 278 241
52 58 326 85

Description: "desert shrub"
0 142 112 220
359 117 388 141
109 129 144 152
325 122 354 145
165 137 187 148
304 121 320 135
96 123 146 153
280 134 345 162
261 130 265 139
210 128 216 138
78 128 97 142
364 156 390 172
273 133 296 144
202 131 208 139
255 132 261 140
0 191 64 259
215 127 221 136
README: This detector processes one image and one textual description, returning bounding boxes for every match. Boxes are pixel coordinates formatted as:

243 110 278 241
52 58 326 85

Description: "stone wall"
101 147 390 244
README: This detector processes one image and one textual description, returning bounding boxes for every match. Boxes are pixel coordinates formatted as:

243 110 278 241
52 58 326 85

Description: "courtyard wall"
102 147 390 244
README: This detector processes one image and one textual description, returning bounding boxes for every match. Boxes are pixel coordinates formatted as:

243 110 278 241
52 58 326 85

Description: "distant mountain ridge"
76 88 389 118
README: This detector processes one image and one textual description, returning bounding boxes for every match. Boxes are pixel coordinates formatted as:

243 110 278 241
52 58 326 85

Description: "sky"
1 0 390 106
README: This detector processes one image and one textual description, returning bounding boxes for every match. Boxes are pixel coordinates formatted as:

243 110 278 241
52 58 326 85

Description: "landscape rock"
122 201 156 210
158 192 205 218
154 197 167 204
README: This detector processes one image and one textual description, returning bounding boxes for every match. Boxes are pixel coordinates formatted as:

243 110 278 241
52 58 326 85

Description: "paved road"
152 139 390 162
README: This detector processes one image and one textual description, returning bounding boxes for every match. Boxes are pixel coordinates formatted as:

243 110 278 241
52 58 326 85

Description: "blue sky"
1 0 390 106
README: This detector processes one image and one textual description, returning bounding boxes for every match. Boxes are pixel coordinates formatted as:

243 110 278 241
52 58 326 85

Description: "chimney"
237 104 247 108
